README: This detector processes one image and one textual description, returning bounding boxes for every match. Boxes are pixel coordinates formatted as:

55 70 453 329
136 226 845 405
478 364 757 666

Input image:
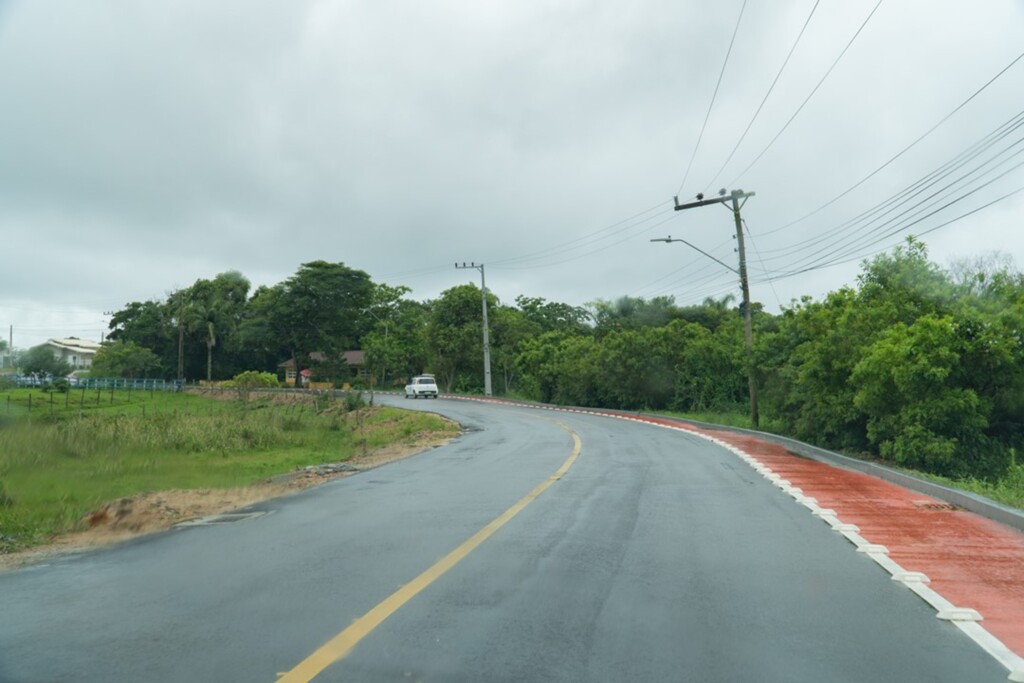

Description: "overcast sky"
3 1 1023 348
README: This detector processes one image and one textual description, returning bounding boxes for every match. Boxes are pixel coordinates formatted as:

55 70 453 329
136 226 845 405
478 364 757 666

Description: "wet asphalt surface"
0 397 1009 682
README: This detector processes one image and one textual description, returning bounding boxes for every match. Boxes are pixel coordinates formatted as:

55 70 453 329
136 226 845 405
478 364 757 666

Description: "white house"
44 338 103 369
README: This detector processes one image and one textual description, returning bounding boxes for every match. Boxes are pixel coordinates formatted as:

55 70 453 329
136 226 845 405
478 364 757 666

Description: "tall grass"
0 391 457 551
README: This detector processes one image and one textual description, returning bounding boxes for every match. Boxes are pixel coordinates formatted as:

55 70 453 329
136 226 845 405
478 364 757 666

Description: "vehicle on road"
405 375 439 399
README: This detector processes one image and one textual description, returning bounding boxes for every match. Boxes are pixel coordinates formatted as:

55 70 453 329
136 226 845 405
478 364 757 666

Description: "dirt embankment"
0 432 454 572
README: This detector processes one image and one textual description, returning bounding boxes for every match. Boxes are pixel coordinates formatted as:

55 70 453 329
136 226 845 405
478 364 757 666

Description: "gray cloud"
2 0 1023 347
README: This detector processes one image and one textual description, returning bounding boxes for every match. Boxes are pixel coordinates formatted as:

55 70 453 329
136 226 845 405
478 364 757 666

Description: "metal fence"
4 376 180 391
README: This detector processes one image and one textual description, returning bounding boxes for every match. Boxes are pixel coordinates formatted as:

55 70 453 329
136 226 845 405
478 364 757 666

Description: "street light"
652 189 759 428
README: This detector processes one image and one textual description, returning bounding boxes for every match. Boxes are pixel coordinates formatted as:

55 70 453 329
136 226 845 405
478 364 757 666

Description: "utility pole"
455 262 493 397
175 295 185 382
654 189 759 428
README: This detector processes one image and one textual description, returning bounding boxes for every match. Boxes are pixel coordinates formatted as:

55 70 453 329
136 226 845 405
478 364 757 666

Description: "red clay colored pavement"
465 401 1024 657
688 422 1024 658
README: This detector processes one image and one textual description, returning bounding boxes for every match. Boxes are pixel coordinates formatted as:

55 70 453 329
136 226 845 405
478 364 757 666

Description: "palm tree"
184 272 250 382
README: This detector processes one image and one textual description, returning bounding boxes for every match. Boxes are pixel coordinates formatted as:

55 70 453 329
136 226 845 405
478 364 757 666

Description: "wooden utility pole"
455 262 493 397
655 189 759 428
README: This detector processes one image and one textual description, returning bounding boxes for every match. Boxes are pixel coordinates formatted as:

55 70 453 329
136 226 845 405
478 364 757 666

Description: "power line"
766 168 1024 281
756 181 1024 285
494 213 679 271
489 201 669 267
755 107 1024 263
704 0 821 193
741 219 782 309
642 264 737 301
726 0 884 186
755 117 1024 273
759 48 1024 239
379 201 673 285
675 0 748 196
631 237 733 297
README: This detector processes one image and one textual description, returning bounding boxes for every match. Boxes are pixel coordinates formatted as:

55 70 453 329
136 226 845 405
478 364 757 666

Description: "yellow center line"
277 422 583 682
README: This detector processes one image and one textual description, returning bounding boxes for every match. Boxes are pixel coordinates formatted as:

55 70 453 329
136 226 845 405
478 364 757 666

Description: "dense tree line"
758 239 1023 479
98 239 1023 480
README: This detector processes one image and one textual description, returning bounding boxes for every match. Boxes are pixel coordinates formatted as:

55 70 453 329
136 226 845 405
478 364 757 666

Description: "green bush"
229 370 280 402
230 370 279 388
343 391 364 412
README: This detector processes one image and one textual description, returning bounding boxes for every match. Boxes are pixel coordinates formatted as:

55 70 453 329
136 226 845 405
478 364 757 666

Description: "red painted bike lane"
453 398 1024 676
689 424 1024 661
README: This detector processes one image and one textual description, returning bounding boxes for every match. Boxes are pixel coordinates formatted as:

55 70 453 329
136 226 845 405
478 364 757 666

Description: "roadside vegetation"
9 237 1020 515
0 388 457 552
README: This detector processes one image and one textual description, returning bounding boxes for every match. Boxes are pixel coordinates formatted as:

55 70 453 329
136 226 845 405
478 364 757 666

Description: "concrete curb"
637 412 1024 534
391 392 1024 534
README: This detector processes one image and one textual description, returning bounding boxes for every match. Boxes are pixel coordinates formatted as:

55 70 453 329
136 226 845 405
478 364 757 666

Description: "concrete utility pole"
455 262 493 397
653 189 759 428
177 305 185 382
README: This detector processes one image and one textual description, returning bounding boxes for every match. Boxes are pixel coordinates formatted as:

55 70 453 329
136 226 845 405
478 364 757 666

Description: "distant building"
44 338 102 369
278 350 367 386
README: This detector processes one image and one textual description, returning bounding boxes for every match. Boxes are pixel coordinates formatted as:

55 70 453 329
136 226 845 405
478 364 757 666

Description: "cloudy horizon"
3 0 1023 348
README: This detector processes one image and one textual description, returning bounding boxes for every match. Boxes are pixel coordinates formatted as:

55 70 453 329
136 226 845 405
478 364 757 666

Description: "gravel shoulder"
0 430 456 572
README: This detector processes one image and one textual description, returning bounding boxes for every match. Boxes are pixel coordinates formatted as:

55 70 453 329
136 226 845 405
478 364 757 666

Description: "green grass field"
0 388 458 552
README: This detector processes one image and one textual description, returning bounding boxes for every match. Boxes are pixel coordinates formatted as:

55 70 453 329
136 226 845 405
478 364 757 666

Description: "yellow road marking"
277 422 582 682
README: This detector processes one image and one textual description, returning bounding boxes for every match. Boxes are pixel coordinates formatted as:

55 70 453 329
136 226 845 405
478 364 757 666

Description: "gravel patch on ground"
0 431 455 572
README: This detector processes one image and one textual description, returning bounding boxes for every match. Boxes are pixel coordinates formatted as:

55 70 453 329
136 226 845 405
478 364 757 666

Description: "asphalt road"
0 397 1009 682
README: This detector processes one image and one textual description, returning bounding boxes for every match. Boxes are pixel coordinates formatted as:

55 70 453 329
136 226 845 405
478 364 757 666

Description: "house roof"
278 350 364 369
46 338 102 354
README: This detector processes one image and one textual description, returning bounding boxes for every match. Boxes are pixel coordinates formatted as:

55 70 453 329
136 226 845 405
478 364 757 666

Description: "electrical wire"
493 213 680 271
756 116 1024 272
377 201 673 286
757 181 1024 285
488 201 669 267
726 0 884 186
633 240 733 297
754 107 1024 263
766 164 1024 280
742 219 783 309
704 0 821 193
759 48 1024 238
675 0 748 196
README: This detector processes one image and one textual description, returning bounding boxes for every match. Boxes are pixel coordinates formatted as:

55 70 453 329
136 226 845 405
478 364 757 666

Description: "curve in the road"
448 394 1024 682
278 420 583 682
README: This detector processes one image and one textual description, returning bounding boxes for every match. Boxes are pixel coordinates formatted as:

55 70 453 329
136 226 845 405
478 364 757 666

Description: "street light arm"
651 236 739 274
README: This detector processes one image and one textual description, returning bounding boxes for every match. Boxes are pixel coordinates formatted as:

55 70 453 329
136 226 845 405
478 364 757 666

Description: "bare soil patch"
0 429 455 572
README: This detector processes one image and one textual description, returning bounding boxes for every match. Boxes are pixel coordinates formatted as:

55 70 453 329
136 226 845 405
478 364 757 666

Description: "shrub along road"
0 397 1013 682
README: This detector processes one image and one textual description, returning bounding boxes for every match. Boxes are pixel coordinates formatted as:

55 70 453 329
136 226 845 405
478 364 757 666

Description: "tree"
589 295 679 336
360 284 412 388
19 345 72 377
851 315 996 477
362 297 430 388
91 340 161 378
514 295 590 333
490 305 536 393
183 271 251 381
673 319 746 412
856 236 951 322
427 284 497 392
106 299 178 378
676 294 737 332
244 261 374 385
